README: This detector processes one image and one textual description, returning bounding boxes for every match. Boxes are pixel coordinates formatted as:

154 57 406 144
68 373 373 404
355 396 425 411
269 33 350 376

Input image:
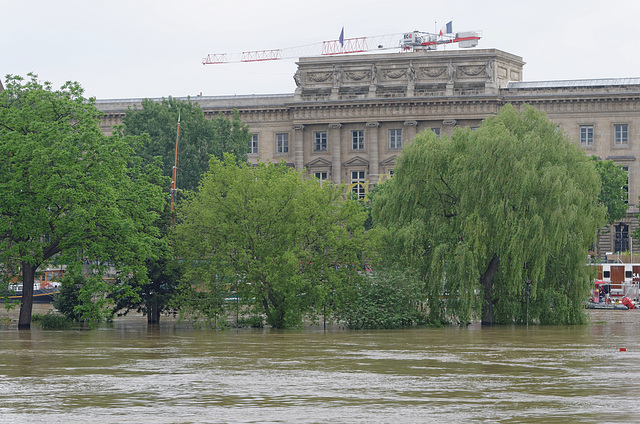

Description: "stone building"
95 48 640 257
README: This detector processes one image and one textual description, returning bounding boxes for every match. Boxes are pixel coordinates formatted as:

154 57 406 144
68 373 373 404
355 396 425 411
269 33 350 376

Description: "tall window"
431 128 441 138
314 131 327 151
389 129 402 149
276 133 289 153
615 222 629 253
314 171 328 186
579 125 593 146
615 124 629 145
352 130 364 150
249 134 258 154
351 170 366 199
622 165 629 204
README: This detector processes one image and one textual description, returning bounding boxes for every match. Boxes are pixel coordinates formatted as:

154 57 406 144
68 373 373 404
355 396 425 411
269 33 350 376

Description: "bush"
235 315 264 328
32 312 73 329
334 269 426 329
53 272 83 321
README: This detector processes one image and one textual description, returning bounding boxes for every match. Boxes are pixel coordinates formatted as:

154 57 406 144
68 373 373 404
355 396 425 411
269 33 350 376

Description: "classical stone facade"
95 48 640 257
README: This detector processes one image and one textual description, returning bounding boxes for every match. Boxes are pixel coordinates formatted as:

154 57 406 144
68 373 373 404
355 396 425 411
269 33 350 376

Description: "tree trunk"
480 254 500 326
18 262 37 330
147 297 160 324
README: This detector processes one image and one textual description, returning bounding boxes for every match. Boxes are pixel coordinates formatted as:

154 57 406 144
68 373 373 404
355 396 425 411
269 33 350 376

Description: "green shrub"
235 315 264 328
334 269 427 329
32 312 73 329
53 271 84 321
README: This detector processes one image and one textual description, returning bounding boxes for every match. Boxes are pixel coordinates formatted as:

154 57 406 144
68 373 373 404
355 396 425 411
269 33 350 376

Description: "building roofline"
507 78 640 90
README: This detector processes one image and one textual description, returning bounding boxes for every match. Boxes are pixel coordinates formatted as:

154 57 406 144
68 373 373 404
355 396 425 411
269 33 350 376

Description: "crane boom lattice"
202 29 481 65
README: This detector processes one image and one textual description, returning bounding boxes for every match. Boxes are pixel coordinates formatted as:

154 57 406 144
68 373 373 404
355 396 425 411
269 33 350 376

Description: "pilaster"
293 124 305 169
329 123 343 183
366 122 380 184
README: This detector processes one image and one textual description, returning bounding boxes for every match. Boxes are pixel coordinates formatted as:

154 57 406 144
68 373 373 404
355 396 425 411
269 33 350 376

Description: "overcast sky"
3 0 639 100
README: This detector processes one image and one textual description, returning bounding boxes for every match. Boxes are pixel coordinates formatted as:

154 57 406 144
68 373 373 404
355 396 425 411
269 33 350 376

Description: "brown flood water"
1 307 639 423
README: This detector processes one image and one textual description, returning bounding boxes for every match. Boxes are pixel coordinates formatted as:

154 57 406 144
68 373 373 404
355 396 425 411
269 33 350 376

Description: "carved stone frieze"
422 67 447 78
383 69 407 79
345 71 371 82
459 66 486 77
307 72 332 83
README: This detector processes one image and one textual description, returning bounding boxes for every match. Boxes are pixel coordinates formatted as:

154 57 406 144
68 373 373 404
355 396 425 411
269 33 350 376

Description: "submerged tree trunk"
147 296 161 324
480 255 500 325
18 262 37 330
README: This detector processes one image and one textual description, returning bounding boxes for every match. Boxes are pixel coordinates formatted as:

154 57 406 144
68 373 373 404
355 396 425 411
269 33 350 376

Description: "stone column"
329 123 342 183
293 124 305 170
404 120 418 144
366 122 380 184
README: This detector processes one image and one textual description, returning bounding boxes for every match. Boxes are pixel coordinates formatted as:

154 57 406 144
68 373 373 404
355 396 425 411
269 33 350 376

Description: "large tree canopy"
172 154 373 328
0 74 166 329
122 97 249 194
373 104 605 325
119 97 251 325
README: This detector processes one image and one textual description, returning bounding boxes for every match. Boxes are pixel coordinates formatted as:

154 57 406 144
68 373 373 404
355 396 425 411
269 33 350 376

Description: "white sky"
3 0 640 100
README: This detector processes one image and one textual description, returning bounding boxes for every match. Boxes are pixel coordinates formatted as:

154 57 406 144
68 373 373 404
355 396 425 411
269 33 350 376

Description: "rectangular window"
579 125 593 146
615 124 629 145
615 223 629 252
276 133 289 153
351 170 366 199
431 128 441 138
622 165 629 204
352 130 364 150
249 134 258 154
314 171 328 180
389 129 402 149
314 131 327 151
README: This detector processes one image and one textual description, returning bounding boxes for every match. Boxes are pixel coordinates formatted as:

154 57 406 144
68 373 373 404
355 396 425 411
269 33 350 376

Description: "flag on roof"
439 21 452 36
339 27 344 46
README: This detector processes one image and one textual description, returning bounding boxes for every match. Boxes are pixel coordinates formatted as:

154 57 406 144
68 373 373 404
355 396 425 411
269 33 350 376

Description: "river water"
1 308 639 423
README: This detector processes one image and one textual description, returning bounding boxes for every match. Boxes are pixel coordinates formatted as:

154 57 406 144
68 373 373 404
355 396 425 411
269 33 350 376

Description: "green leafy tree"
172 154 372 328
592 157 628 225
120 97 250 324
122 97 249 194
0 74 166 329
110 253 183 324
373 105 605 325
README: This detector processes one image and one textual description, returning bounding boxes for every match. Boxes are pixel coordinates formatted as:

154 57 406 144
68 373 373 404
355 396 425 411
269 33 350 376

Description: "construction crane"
202 29 481 65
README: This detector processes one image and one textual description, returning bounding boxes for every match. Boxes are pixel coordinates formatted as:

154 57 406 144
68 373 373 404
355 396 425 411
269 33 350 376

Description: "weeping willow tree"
372 105 605 325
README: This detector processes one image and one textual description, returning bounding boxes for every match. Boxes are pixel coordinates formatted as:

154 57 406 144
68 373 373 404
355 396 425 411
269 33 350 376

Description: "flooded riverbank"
2 307 640 423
